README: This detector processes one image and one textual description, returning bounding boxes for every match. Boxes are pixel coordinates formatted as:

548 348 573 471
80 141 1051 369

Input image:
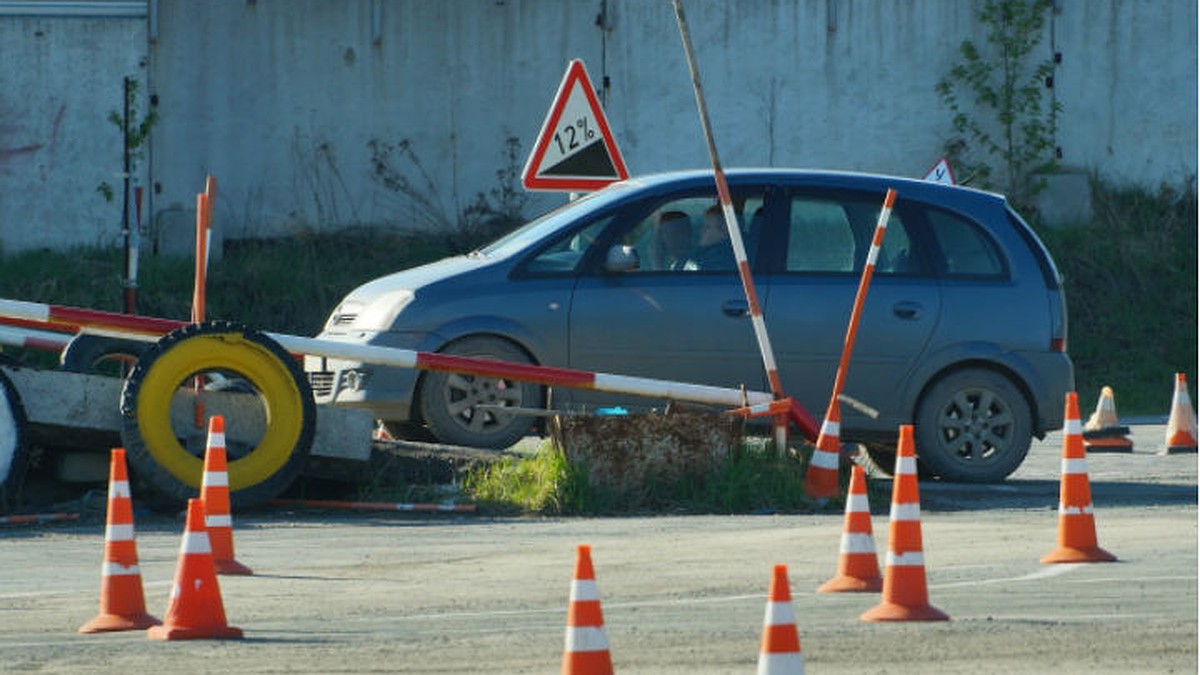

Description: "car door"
761 187 941 431
563 188 772 409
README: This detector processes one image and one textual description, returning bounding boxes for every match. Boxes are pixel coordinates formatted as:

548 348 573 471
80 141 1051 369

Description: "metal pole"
121 77 134 314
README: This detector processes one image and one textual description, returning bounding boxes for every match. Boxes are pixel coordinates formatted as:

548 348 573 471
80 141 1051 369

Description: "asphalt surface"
0 423 1195 673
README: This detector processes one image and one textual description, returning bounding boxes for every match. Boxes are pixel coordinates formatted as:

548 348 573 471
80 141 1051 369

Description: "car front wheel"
913 368 1032 482
417 336 542 449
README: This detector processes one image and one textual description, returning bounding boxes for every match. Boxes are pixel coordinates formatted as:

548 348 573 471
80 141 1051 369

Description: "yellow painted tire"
119 321 314 508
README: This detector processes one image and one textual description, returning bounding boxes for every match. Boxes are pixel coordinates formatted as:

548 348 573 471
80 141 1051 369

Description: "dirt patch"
550 407 744 499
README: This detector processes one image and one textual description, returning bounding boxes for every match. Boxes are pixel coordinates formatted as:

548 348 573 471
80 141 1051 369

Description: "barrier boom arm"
0 298 820 441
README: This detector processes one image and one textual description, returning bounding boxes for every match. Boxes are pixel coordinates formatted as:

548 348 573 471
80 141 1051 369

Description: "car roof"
611 168 1008 208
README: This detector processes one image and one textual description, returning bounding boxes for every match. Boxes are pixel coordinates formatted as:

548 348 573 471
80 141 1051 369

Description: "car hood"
346 254 490 303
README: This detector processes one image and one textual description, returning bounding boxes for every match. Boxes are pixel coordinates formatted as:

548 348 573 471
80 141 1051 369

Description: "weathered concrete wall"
0 9 148 252
0 0 1195 254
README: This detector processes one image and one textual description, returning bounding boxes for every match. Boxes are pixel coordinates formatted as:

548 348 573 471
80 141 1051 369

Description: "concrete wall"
0 0 1195 254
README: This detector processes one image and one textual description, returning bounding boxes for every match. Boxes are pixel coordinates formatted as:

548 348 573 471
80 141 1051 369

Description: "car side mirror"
604 244 639 273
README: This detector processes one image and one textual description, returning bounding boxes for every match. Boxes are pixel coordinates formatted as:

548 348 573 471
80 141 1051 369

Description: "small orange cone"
148 498 244 640
818 463 882 593
79 448 161 633
201 416 252 575
803 399 842 501
860 425 949 622
1082 386 1133 453
1161 373 1198 454
1041 393 1117 564
757 564 805 675
561 545 613 675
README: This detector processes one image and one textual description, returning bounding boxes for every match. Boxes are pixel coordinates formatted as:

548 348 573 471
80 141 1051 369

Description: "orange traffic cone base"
860 601 949 622
1040 545 1117 564
215 559 254 576
1084 437 1133 453
817 574 882 594
148 623 244 640
1161 443 1198 455
79 611 160 634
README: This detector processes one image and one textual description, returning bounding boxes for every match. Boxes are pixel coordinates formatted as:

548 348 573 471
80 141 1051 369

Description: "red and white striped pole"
804 189 897 500
0 298 808 423
672 0 794 449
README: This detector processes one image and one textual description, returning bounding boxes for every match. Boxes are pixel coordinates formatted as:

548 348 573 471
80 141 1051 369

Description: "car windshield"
475 182 637 258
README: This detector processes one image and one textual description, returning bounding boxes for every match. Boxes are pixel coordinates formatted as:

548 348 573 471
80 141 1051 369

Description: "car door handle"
892 301 923 320
721 300 749 317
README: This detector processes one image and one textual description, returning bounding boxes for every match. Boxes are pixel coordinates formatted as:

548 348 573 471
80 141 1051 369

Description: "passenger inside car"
655 210 693 271
686 205 736 270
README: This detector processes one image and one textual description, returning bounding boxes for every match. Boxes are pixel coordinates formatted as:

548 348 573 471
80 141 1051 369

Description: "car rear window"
925 208 1008 279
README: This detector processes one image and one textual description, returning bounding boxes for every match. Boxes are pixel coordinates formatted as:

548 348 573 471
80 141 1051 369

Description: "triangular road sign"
522 59 629 192
923 157 956 185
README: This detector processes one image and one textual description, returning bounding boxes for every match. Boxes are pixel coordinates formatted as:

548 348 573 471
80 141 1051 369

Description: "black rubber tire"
417 336 542 449
913 368 1032 482
59 334 148 374
119 321 315 509
0 369 30 514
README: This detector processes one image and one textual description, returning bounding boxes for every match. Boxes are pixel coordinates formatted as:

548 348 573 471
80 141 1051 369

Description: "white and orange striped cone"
148 498 244 640
561 545 613 675
1161 373 1198 454
860 425 949 622
803 399 842 501
818 463 882 593
757 564 805 675
201 416 252 576
1082 386 1133 453
1041 392 1117 564
79 448 161 633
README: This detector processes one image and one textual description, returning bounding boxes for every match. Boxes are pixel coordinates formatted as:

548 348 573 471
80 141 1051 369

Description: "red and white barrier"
0 297 821 441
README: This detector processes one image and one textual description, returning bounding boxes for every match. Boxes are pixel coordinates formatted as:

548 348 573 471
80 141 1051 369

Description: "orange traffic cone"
561 545 613 675
79 448 161 633
1041 393 1117 564
757 564 805 675
1082 386 1133 453
803 399 842 501
1162 373 1198 454
818 463 882 593
148 498 244 640
860 425 949 622
201 416 252 575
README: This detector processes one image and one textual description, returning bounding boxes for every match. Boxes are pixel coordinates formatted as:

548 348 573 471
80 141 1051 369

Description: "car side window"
521 216 614 276
622 193 766 273
926 208 1007 279
784 194 918 275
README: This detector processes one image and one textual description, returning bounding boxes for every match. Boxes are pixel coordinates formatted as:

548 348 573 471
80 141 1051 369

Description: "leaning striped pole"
672 0 793 449
804 189 897 500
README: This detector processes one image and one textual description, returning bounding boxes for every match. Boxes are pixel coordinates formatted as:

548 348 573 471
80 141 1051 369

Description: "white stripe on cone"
563 626 609 652
809 450 839 470
569 579 599 602
885 551 926 567
105 523 135 541
840 532 878 555
101 561 142 576
763 600 797 626
889 502 921 521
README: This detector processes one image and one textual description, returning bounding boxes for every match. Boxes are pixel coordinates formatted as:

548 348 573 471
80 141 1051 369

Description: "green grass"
463 439 841 515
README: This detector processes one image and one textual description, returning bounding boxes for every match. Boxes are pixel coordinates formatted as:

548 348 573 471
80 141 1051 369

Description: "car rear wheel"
417 336 542 449
913 368 1031 482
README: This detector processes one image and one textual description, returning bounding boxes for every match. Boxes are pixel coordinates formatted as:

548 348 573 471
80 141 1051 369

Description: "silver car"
305 169 1073 482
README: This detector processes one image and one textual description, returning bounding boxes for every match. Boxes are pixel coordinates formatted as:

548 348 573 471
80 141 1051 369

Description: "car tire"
913 368 1032 483
417 336 542 449
59 334 148 374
